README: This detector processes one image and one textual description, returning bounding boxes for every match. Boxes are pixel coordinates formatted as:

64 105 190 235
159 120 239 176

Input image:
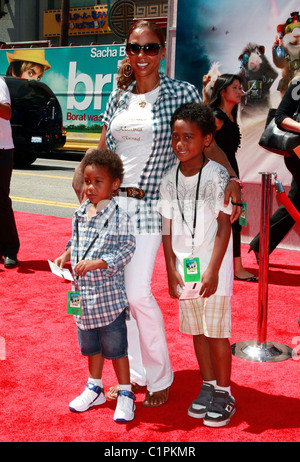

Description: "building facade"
0 0 168 47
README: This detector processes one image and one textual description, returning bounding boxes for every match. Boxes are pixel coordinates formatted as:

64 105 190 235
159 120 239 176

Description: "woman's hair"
209 73 243 120
6 61 44 78
170 102 216 137
81 148 124 183
117 20 166 90
291 70 300 82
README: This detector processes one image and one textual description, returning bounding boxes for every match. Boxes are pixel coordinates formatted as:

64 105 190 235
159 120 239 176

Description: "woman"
249 72 300 258
210 74 257 281
74 21 241 407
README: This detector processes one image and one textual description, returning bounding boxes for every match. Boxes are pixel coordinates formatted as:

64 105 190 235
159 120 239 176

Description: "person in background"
159 102 236 427
0 76 19 268
249 71 300 260
210 74 257 282
72 20 242 408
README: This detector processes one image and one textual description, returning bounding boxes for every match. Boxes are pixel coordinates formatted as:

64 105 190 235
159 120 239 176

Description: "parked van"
2 75 66 166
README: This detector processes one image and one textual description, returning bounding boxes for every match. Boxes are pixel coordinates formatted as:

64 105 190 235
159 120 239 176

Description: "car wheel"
13 150 37 168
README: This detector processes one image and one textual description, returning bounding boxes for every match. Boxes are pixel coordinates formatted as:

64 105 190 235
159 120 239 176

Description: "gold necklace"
136 79 160 108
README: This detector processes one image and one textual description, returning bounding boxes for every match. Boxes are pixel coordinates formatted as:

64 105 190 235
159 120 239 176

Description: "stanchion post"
257 172 272 346
231 172 294 362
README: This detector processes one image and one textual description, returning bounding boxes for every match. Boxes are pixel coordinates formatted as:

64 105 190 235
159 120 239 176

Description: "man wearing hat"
6 49 51 81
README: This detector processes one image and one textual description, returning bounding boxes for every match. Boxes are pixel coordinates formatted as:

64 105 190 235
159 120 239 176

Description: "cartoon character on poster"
272 11 300 97
175 0 299 188
202 62 221 103
238 42 278 120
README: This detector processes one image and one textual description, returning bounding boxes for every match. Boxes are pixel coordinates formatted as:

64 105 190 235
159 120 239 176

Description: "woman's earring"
123 60 133 78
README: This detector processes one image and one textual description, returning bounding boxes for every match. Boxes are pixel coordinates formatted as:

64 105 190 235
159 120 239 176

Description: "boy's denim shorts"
77 310 128 360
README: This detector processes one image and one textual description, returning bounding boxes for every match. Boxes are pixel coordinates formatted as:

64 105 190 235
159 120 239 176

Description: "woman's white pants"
124 233 174 393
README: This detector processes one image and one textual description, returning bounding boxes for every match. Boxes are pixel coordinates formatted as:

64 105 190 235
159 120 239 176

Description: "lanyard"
73 204 119 291
175 154 205 255
75 204 119 264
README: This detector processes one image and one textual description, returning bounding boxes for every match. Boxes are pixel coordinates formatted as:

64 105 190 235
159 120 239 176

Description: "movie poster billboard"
175 0 299 186
0 43 166 149
0 45 127 148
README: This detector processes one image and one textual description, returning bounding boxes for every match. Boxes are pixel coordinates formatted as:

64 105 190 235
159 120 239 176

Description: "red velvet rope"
276 185 300 225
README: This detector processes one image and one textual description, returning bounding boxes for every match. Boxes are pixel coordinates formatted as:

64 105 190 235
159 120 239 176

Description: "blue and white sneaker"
114 390 136 422
69 382 106 413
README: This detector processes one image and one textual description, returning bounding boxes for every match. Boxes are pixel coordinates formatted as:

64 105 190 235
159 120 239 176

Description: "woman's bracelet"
231 201 243 207
229 176 244 189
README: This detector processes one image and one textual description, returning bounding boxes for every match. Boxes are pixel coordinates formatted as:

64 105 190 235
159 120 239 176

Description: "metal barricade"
232 172 294 362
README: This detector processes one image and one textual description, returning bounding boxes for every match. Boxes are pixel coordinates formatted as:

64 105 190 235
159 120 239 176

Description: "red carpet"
0 211 299 443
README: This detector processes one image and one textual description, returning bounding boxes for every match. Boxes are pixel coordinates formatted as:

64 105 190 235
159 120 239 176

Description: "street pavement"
10 151 84 219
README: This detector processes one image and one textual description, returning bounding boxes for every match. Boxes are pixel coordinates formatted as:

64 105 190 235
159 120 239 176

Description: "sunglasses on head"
126 42 162 56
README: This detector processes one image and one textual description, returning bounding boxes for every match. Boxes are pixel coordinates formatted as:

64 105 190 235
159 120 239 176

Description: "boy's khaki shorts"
179 295 231 338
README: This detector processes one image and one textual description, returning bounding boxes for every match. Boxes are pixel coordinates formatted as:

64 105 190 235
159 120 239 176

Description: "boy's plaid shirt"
102 73 202 234
71 198 136 330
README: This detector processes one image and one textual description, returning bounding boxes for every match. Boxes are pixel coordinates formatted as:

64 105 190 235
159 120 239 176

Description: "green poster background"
0 45 165 148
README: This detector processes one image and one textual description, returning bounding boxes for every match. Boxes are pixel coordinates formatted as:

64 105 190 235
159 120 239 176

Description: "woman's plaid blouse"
102 73 202 234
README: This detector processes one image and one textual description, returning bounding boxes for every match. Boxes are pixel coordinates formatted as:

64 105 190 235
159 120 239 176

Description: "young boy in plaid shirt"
55 148 136 422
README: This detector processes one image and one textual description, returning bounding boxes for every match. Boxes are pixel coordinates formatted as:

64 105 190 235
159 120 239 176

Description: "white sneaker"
69 382 106 413
114 390 136 422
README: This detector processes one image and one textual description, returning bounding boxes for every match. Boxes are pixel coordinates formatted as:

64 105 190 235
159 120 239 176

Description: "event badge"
239 201 247 227
179 282 202 300
67 291 83 316
183 257 201 283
